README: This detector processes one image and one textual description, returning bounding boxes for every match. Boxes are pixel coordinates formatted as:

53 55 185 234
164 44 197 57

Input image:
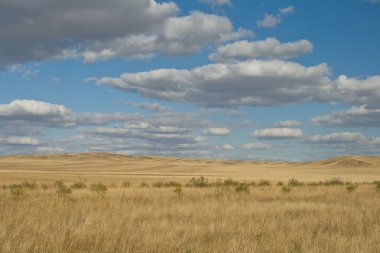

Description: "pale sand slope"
0 152 380 183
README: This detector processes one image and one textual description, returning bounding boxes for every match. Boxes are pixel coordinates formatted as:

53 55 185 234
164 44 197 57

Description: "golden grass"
1 179 380 253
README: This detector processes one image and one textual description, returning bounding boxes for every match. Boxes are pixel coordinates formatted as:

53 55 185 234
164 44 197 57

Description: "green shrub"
288 178 303 187
375 181 380 191
282 185 291 193
70 179 87 189
89 183 108 195
153 182 164 188
140 182 150 188
307 182 323 186
223 178 240 186
324 178 344 186
165 181 182 187
56 183 72 199
173 187 183 197
276 182 284 186
10 184 24 196
186 177 209 188
21 180 37 190
346 184 358 193
235 183 249 193
257 179 271 187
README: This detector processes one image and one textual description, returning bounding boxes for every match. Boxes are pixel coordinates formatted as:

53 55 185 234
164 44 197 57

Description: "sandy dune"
0 153 380 183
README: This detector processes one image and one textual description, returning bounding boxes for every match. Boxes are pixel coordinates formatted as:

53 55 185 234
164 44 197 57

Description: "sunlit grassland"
1 178 380 253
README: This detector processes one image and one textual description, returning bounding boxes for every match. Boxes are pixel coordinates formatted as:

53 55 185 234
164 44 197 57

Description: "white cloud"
98 59 332 107
0 99 71 120
332 75 380 107
0 137 41 146
36 147 65 153
1 1 252 67
0 0 179 67
257 6 295 28
242 142 271 150
221 144 234 150
129 102 167 112
308 132 367 144
200 0 232 6
209 38 313 62
311 105 380 127
279 6 295 15
251 128 303 139
98 59 380 108
273 120 301 128
81 11 250 62
257 14 281 28
203 127 231 136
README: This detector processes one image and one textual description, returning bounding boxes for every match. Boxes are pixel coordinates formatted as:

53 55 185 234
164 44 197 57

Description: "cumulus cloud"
83 11 247 62
0 99 73 126
221 144 234 150
251 128 303 139
0 1 251 67
129 102 167 112
308 132 367 144
0 99 144 127
273 120 301 128
311 105 380 127
98 59 333 107
98 59 380 108
0 0 179 67
242 142 271 150
257 6 295 28
0 136 41 146
200 0 231 6
203 127 231 136
209 38 313 62
331 75 380 107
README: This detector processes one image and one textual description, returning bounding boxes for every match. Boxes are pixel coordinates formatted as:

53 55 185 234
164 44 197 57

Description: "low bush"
346 184 358 193
257 179 271 187
282 185 291 193
89 183 108 195
288 178 303 187
21 180 37 190
70 179 87 189
10 184 24 196
276 182 284 186
186 177 209 188
324 178 344 186
375 181 380 191
56 182 72 199
140 182 150 188
235 183 249 193
173 187 183 197
223 178 240 186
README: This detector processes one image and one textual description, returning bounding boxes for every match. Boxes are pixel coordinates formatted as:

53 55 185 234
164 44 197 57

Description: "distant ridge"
1 152 380 168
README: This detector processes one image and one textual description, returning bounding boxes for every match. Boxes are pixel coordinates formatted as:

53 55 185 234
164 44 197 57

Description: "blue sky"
1 0 380 161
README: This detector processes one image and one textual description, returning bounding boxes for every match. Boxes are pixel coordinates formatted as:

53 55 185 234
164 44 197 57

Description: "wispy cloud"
257 6 295 28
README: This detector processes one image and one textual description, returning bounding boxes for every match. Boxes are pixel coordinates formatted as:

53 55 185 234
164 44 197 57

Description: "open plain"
1 153 380 253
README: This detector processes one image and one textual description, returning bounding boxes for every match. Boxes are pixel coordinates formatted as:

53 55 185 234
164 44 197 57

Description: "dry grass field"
1 153 380 253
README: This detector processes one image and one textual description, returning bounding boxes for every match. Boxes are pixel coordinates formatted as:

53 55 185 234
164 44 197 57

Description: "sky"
1 0 380 161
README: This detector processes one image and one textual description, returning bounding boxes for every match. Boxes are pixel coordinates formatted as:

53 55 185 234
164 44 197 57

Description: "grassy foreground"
1 179 380 253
